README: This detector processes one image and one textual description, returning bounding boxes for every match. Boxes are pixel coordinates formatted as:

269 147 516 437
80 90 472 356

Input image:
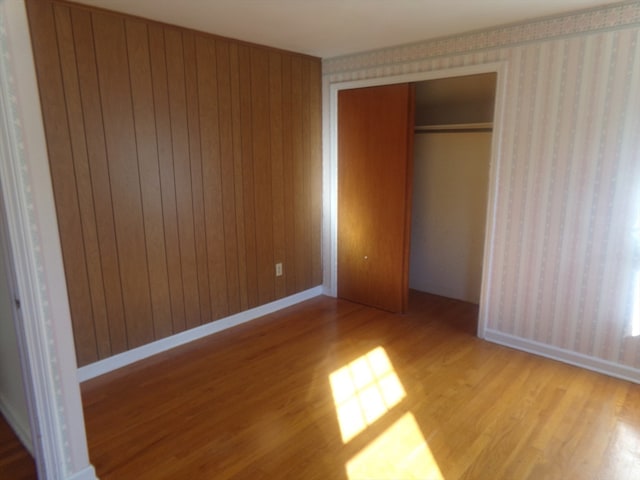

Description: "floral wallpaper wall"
324 1 640 378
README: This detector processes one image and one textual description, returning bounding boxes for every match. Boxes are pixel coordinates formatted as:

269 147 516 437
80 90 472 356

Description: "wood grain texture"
92 9 155 349
291 57 306 292
165 28 201 331
251 47 275 305
281 56 297 296
81 291 640 479
185 33 212 327
213 39 241 315
308 59 323 287
228 43 249 311
269 52 286 299
0 416 36 480
338 84 414 313
238 45 259 309
194 34 224 321
71 7 128 356
26 0 322 366
54 3 111 358
299 59 313 290
148 23 187 336
125 18 173 340
25 0 98 364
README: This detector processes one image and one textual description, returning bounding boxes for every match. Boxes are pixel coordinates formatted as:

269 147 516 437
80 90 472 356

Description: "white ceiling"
73 0 625 58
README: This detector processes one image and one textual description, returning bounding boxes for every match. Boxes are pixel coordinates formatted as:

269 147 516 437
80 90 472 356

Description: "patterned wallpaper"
324 1 640 374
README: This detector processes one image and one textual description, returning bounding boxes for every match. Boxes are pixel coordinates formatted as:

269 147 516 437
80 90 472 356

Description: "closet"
409 73 496 304
336 74 496 312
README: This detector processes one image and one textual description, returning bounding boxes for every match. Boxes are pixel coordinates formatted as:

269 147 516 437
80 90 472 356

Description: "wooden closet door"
338 83 415 313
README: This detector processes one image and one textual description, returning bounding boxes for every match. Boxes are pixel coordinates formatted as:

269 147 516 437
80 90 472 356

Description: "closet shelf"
415 122 493 132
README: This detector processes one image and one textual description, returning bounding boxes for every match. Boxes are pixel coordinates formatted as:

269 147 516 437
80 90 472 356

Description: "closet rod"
414 122 493 134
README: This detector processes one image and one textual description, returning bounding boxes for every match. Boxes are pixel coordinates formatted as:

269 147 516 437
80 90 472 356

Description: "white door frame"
322 61 508 338
0 1 95 479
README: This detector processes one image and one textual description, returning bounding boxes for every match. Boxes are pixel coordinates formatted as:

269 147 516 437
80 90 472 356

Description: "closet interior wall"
25 0 322 366
409 74 496 304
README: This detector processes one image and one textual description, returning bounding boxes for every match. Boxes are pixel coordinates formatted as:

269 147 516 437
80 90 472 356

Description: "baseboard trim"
484 329 640 384
78 287 323 382
0 392 32 455
66 465 97 480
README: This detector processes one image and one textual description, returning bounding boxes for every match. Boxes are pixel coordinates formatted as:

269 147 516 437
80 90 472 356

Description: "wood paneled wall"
25 0 322 366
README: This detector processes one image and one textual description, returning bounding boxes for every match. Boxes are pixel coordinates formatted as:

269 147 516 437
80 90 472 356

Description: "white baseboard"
484 329 640 384
0 392 33 455
78 287 323 382
67 465 97 480
322 283 336 297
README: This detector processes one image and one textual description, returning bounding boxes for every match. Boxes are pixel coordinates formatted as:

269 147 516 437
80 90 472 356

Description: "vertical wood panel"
238 45 259 308
71 8 128 357
281 56 297 296
251 47 275 305
28 0 323 365
300 59 313 290
148 24 186 334
26 0 98 365
125 19 173 339
308 60 323 286
165 28 201 330
229 44 249 311
269 52 286 299
290 57 306 292
92 11 154 348
195 35 228 319
54 4 111 358
184 32 212 325
215 40 241 314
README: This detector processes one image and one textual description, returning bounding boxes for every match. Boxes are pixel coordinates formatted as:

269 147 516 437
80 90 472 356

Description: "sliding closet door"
338 84 415 313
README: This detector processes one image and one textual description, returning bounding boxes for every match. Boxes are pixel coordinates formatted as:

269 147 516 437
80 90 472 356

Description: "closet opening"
409 73 497 306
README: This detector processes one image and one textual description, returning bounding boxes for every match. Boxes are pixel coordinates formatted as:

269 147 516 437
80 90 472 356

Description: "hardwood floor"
0 415 36 480
81 291 640 479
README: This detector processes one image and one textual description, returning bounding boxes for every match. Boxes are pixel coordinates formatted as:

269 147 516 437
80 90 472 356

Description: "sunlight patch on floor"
330 347 444 479
329 346 406 442
346 412 444 480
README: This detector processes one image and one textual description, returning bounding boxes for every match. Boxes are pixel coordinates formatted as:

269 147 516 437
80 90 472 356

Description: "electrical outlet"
275 262 283 277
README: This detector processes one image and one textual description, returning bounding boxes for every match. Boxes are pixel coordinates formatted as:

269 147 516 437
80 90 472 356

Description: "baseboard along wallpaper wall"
324 1 640 379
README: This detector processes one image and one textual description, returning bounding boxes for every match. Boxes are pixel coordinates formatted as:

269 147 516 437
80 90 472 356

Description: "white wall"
324 1 640 382
0 194 31 451
409 132 491 303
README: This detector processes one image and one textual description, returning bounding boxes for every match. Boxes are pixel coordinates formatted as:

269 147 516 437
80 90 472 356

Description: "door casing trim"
322 61 508 339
